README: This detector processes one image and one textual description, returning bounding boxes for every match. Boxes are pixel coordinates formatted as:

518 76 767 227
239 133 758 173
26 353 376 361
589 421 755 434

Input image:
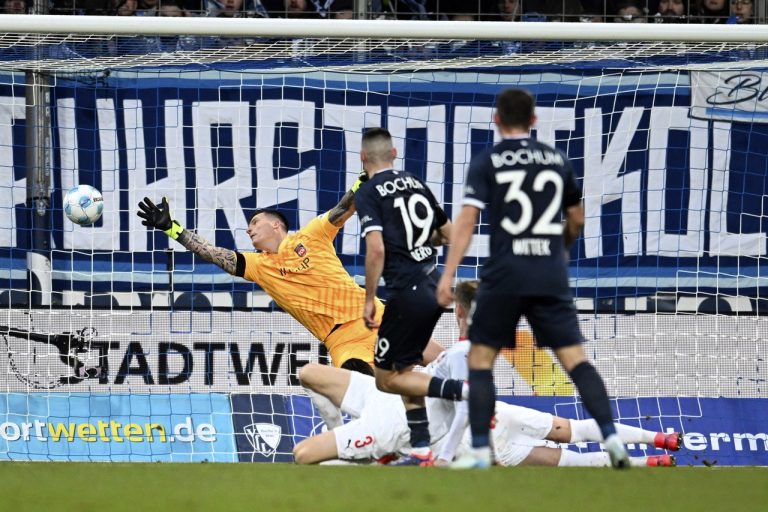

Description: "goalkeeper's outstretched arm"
137 197 238 276
327 170 368 227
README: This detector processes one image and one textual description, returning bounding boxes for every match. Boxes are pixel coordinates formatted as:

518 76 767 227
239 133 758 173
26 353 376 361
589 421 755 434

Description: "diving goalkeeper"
136 173 443 370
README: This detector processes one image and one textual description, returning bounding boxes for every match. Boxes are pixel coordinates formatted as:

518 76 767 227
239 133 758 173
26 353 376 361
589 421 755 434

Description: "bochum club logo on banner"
244 423 281 457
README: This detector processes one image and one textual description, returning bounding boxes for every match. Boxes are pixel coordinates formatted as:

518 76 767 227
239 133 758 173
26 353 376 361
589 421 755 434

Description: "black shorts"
468 289 583 351
374 274 444 371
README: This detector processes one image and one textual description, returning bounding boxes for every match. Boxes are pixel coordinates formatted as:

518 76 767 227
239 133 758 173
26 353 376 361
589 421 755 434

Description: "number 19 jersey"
463 137 581 297
355 169 449 291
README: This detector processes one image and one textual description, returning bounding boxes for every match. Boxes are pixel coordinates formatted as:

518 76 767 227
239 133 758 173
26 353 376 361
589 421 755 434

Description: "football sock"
558 450 648 467
427 377 465 401
468 369 494 448
405 407 431 449
568 362 617 440
569 419 656 444
615 423 656 444
306 389 343 430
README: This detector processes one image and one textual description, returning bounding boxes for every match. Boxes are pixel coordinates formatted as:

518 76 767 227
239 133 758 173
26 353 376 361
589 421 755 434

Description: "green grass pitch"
2 463 766 512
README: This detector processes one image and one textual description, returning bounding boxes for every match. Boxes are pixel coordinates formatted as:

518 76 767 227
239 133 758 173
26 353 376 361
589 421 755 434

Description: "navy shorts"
375 274 444 371
468 289 583 351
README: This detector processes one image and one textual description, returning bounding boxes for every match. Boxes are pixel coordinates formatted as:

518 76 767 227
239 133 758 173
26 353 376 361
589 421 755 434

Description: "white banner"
691 70 768 123
2 309 767 398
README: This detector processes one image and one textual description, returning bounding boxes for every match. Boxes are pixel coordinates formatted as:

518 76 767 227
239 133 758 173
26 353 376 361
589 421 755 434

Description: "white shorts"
437 401 554 467
334 372 409 460
492 402 553 467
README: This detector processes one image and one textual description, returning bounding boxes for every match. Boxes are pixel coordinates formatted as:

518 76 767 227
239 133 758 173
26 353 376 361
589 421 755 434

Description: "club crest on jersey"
294 243 307 257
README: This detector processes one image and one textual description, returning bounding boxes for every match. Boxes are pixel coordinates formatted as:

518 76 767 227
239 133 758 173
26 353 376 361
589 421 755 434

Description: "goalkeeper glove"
137 197 184 240
350 170 369 193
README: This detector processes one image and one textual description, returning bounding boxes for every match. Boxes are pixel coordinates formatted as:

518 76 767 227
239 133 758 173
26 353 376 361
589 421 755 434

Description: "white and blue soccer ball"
63 185 104 226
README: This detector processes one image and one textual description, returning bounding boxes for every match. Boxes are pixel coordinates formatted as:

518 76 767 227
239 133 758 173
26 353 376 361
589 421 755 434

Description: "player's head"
248 208 289 251
494 88 536 133
340 358 375 376
454 279 479 337
360 127 396 174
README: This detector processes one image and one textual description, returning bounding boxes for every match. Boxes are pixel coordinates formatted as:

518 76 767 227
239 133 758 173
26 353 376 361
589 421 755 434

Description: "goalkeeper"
137 172 443 370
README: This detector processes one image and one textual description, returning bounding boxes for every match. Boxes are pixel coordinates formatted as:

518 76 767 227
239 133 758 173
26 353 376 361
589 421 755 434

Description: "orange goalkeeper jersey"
239 213 378 342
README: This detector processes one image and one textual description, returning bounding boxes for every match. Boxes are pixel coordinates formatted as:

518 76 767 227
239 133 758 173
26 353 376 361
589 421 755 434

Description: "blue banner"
0 392 236 462
2 70 768 298
511 396 768 467
231 394 295 463
285 395 768 466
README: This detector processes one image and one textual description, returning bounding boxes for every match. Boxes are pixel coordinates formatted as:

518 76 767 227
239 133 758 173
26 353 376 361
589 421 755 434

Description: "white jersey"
424 340 469 444
330 353 553 465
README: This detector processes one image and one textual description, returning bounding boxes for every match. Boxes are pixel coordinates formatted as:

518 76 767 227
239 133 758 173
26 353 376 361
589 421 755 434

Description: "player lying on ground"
294 279 680 467
292 362 680 467
422 279 679 467
136 172 444 370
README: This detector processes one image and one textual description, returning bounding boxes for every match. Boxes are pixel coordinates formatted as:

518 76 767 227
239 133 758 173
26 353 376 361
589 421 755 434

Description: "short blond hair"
454 280 479 311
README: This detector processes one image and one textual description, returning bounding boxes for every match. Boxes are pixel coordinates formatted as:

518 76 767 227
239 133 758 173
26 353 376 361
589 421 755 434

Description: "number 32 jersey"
463 137 581 297
355 169 449 291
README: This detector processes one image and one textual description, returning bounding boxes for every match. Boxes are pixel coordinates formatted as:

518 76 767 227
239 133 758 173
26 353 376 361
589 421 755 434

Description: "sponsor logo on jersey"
279 257 311 276
244 422 281 457
360 215 373 225
294 243 307 257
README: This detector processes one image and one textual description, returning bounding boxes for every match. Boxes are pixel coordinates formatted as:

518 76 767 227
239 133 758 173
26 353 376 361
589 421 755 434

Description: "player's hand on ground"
363 298 380 329
436 275 454 308
137 197 173 231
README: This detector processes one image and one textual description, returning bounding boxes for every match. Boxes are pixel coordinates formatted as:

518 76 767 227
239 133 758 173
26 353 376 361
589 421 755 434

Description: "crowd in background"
0 0 762 24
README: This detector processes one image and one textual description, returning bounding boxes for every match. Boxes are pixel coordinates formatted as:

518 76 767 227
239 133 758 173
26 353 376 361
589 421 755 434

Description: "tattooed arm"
328 170 370 227
137 197 240 276
177 230 238 276
328 189 357 228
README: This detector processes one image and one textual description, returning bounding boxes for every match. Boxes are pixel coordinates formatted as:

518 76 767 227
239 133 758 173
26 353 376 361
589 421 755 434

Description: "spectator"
654 0 689 21
497 0 520 21
614 0 648 22
207 0 268 17
138 0 159 14
530 0 583 22
157 0 191 16
729 0 753 23
113 0 138 15
329 0 354 19
3 0 26 13
696 0 729 22
274 0 319 17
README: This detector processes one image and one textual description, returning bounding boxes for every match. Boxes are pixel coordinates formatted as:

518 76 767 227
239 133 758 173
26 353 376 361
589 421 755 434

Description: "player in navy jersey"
355 127 467 466
436 88 631 469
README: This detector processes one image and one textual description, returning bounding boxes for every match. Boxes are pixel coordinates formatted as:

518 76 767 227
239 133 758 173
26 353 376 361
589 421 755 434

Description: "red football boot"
654 432 682 451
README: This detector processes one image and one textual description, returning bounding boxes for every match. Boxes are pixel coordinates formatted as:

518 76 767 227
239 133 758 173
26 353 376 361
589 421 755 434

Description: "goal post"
0 17 767 464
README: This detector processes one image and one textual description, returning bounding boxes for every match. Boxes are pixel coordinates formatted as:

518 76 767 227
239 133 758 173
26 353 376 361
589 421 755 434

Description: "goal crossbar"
1 15 768 42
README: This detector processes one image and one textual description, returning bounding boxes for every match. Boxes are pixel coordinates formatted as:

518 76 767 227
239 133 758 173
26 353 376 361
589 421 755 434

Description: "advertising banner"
285 395 768 467
517 396 768 467
2 70 768 297
2 309 766 399
0 392 236 462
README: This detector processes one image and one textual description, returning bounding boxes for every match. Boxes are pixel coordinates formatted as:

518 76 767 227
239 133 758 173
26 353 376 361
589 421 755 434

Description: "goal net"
1 17 767 465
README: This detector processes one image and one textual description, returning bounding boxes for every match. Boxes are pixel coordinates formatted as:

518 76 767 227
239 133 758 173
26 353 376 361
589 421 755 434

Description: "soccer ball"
63 185 104 225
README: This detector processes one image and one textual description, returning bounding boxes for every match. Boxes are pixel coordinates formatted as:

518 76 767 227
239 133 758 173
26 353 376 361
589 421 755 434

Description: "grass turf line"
1 463 766 512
